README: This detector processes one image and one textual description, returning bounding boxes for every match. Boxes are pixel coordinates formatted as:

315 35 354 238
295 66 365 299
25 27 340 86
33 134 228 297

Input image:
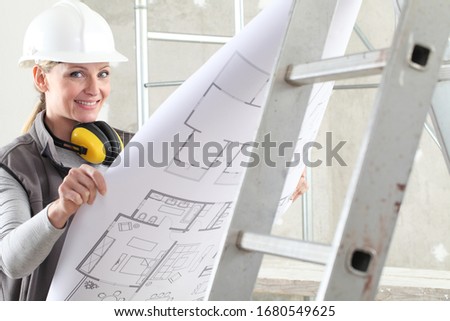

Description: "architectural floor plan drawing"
47 0 361 300
64 189 231 301
165 51 269 186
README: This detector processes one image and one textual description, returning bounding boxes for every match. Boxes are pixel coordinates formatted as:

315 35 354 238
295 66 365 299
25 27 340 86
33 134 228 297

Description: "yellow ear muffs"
92 121 124 165
71 121 123 166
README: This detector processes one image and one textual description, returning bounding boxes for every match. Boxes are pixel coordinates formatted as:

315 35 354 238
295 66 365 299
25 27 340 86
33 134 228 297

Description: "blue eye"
99 70 110 78
70 71 83 78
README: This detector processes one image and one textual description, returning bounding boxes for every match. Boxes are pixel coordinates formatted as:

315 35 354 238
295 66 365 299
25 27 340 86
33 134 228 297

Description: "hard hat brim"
19 50 128 68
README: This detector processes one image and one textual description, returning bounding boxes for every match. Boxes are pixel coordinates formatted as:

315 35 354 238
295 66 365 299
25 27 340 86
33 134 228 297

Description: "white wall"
0 1 59 146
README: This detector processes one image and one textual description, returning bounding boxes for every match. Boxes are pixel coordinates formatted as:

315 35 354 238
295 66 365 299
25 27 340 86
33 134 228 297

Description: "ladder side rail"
208 0 342 301
317 0 450 300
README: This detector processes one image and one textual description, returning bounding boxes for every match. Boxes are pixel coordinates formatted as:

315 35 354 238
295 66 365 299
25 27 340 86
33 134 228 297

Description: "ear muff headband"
71 121 124 165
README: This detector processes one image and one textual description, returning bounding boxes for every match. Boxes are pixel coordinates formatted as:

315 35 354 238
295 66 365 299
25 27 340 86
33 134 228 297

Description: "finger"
80 164 107 196
70 166 103 204
291 181 308 201
65 168 96 204
291 190 300 202
59 178 89 205
82 185 96 205
75 174 97 204
69 190 83 206
63 189 83 206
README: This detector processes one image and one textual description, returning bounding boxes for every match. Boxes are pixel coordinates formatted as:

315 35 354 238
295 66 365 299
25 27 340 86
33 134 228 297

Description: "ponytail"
22 61 60 133
22 93 46 133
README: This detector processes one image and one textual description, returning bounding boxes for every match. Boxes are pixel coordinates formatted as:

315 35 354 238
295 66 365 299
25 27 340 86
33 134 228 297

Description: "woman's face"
37 62 111 139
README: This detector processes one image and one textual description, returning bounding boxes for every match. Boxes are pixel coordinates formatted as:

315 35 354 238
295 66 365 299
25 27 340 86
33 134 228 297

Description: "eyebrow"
67 64 111 70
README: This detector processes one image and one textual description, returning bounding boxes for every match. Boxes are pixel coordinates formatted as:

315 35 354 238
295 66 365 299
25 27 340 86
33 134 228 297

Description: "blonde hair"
22 61 60 133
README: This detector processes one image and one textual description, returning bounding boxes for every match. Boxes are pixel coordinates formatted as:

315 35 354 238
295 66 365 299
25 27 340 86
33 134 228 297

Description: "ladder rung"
238 231 331 265
148 31 231 44
144 80 184 88
286 48 450 86
285 48 388 86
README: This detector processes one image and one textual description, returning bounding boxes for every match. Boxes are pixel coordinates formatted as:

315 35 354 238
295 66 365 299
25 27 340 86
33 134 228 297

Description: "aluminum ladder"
208 0 450 300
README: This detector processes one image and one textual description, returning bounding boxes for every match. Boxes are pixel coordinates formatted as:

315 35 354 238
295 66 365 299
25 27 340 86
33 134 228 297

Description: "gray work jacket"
0 111 132 300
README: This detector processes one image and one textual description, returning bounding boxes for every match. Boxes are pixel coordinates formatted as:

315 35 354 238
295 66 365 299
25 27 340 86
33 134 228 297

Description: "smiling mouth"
75 100 99 107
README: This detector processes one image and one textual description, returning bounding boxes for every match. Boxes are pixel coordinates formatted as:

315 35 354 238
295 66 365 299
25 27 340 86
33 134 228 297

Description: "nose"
84 76 100 96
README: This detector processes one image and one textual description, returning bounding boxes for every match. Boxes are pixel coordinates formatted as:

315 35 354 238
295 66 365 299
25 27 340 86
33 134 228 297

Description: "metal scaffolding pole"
135 0 149 129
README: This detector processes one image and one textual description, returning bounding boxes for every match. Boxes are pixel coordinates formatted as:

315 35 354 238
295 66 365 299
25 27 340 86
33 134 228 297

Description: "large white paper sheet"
47 0 361 301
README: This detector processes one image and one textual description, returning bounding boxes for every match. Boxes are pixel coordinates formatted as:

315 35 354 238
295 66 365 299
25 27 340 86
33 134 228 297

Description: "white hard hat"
19 0 128 67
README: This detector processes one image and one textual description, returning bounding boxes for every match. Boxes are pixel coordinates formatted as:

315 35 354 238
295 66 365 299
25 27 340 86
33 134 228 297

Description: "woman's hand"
291 169 308 202
48 164 107 229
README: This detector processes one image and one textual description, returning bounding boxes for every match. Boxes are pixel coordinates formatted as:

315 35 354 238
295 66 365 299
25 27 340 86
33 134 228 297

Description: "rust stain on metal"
363 274 373 295
396 183 406 192
394 202 401 213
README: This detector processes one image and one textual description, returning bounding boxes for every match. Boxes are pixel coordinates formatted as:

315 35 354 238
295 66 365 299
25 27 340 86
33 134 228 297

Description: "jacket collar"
29 111 63 164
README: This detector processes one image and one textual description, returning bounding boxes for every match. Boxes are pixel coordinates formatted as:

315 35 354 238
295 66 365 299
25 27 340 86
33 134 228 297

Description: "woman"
0 0 129 300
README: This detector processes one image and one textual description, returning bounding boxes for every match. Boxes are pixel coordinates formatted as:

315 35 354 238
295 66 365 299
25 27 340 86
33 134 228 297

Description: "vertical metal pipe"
234 0 244 34
301 166 313 301
302 166 313 241
135 0 149 129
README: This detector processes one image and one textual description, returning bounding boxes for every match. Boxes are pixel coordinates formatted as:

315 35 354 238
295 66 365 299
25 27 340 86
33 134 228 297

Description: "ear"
32 65 48 92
